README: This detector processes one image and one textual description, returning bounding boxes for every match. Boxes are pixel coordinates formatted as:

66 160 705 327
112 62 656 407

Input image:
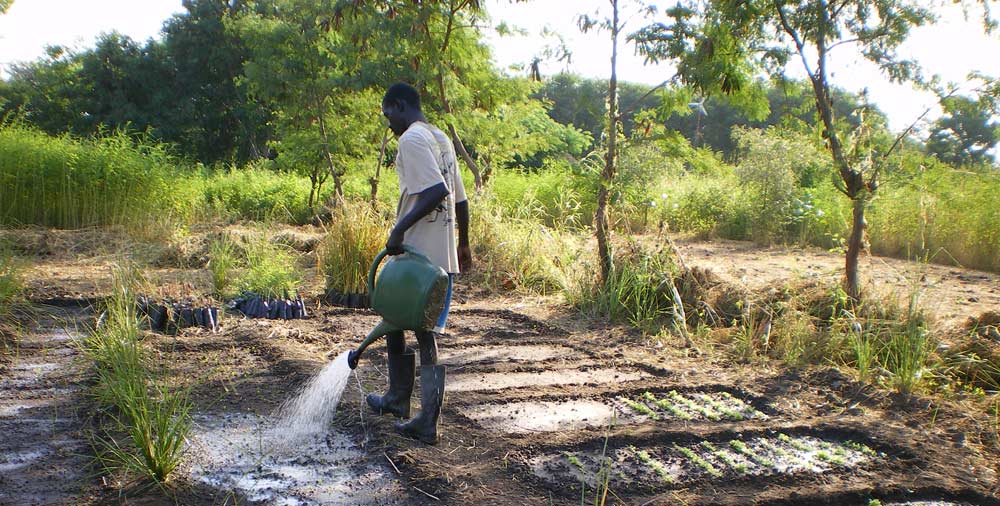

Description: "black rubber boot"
395 365 445 444
366 350 415 418
414 330 439 366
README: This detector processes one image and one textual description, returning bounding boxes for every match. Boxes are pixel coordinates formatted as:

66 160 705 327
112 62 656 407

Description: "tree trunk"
370 128 389 209
845 195 867 302
596 0 619 285
314 98 343 203
435 72 483 190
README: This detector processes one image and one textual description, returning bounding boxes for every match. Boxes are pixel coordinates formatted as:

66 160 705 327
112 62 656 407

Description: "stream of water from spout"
271 350 352 446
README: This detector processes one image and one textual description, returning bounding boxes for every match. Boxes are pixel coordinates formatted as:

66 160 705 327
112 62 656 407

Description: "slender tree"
634 0 1000 302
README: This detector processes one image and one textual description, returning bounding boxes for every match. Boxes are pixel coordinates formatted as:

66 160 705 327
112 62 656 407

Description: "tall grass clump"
568 242 680 332
0 124 190 229
83 263 191 485
208 236 239 298
236 234 302 299
470 192 581 294
883 290 932 396
317 200 390 295
0 244 26 351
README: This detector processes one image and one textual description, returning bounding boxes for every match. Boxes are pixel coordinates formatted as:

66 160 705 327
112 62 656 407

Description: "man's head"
382 82 422 136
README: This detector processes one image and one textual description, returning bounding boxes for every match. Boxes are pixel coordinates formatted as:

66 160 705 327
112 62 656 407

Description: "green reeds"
83 262 191 485
0 124 190 229
208 236 239 298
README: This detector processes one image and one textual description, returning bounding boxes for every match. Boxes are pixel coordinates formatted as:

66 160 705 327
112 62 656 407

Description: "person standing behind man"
366 82 472 445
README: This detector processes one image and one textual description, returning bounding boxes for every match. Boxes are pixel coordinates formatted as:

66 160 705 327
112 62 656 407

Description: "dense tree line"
0 0 995 174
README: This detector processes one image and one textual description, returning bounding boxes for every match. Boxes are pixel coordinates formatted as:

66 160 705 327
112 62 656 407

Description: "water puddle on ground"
438 345 572 365
185 413 403 505
447 368 648 392
531 433 879 490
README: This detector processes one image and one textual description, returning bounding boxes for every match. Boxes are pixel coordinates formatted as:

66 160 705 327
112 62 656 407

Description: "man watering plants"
366 81 472 445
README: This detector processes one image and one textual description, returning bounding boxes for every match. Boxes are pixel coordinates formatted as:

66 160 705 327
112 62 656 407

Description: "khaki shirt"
394 121 467 274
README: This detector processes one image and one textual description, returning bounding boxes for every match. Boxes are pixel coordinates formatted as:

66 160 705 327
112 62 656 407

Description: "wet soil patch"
465 388 769 434
447 366 651 392
183 413 403 506
0 315 93 505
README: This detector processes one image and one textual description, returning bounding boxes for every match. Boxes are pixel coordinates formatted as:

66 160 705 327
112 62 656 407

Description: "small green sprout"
675 444 722 478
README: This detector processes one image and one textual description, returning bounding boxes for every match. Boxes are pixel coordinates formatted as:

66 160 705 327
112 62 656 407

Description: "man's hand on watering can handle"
386 228 405 255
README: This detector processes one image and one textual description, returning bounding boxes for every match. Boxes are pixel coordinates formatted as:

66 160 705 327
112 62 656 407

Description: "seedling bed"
527 430 884 494
462 388 769 434
611 389 768 422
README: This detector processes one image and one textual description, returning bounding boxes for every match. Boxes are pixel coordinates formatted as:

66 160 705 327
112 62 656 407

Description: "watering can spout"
347 319 400 369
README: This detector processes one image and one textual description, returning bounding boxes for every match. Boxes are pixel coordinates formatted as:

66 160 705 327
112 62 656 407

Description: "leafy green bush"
657 175 751 239
318 200 390 295
200 162 318 224
732 127 821 242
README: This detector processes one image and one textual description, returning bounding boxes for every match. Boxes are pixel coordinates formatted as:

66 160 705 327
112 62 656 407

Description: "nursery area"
2 0 1000 504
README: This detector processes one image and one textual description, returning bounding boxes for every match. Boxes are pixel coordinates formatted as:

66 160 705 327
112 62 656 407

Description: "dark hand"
458 244 473 271
386 229 405 255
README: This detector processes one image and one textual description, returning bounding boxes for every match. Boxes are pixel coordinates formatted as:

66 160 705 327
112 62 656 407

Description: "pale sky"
1 0 999 133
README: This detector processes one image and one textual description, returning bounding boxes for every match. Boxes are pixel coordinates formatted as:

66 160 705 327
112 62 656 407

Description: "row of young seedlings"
560 434 877 487
617 390 766 422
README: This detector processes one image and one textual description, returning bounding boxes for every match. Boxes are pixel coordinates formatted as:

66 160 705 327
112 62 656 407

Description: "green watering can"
347 246 449 369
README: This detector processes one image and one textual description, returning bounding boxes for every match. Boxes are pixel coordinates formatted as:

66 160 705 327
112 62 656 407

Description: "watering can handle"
367 246 432 303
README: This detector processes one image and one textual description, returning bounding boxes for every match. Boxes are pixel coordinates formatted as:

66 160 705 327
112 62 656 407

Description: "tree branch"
616 74 678 120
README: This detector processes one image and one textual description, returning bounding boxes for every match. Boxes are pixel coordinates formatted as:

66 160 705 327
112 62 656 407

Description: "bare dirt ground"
2 228 999 505
672 238 1000 333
